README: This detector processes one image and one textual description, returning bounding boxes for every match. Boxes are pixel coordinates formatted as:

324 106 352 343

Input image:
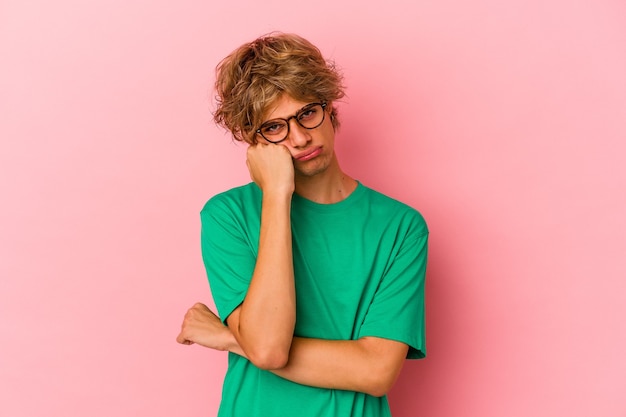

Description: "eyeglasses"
256 102 327 143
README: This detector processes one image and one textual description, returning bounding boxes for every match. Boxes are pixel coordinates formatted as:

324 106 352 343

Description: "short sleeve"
358 216 428 359
200 196 258 324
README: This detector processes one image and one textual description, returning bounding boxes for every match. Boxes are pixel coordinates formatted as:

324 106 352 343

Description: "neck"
294 159 357 204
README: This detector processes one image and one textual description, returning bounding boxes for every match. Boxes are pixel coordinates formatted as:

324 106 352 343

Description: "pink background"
1 0 625 416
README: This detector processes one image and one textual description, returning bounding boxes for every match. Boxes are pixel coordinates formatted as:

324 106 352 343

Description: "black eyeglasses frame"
255 102 328 143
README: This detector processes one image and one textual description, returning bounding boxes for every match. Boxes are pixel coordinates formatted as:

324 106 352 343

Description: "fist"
246 143 294 194
176 303 231 350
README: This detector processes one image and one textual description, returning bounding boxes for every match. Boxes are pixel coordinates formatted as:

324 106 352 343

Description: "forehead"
264 95 315 121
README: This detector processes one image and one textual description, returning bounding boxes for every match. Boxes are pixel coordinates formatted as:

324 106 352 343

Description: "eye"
260 121 286 136
298 106 318 122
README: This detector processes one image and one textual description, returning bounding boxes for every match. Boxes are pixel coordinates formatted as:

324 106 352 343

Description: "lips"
295 147 322 161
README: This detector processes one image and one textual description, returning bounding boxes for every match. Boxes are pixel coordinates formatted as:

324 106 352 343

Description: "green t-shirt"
200 182 428 417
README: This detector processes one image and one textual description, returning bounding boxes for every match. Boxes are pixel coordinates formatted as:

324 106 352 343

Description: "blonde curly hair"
213 33 345 144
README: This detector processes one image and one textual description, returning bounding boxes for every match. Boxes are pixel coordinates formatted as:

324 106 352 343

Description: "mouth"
294 146 322 162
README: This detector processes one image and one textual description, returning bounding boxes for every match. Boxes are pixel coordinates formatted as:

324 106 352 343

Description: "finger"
176 331 189 344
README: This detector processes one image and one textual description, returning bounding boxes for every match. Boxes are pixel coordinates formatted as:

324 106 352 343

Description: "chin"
296 168 324 178
295 162 329 178
295 153 334 177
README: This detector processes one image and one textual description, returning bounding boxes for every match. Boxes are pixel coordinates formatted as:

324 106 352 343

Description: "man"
177 33 428 417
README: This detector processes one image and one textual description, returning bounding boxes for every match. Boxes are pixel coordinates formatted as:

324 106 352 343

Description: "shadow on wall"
388 236 454 417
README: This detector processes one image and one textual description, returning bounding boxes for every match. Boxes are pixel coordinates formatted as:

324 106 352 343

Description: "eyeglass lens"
258 103 325 143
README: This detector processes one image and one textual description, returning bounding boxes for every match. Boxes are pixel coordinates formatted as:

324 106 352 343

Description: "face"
256 95 338 179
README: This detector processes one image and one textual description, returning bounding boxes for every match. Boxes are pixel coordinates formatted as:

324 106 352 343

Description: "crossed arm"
176 143 409 397
177 302 408 397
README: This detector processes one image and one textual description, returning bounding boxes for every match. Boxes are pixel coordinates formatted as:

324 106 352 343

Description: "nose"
285 118 311 148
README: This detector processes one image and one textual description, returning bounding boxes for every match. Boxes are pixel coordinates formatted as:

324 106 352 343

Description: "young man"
177 33 429 417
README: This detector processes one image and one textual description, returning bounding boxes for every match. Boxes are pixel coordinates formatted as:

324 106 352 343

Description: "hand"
176 303 236 351
246 143 294 194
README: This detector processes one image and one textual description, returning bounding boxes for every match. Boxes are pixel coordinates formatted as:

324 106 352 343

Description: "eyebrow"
261 103 317 124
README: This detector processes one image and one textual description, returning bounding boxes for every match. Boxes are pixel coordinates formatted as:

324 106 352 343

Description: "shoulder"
360 184 428 237
201 182 261 217
199 183 262 242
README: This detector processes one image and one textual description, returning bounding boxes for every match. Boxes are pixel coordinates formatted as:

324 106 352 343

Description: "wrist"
224 331 247 358
262 185 294 198
262 189 294 207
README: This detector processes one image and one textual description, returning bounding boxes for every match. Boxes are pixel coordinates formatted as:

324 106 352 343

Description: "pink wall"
1 0 625 416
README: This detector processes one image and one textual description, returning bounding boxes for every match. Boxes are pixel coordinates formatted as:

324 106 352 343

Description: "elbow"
364 379 395 398
360 358 403 397
246 347 290 370
232 314 293 370
356 338 407 397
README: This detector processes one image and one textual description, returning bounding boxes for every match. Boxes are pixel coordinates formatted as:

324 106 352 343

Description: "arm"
177 303 407 397
231 310 409 397
233 186 294 369
272 337 407 397
232 143 296 369
178 143 296 370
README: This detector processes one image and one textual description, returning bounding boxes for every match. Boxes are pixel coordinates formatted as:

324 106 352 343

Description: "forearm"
234 191 296 369
270 337 407 397
191 309 407 396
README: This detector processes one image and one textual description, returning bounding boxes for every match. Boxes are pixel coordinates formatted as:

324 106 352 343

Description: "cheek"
324 128 336 145
320 119 336 139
